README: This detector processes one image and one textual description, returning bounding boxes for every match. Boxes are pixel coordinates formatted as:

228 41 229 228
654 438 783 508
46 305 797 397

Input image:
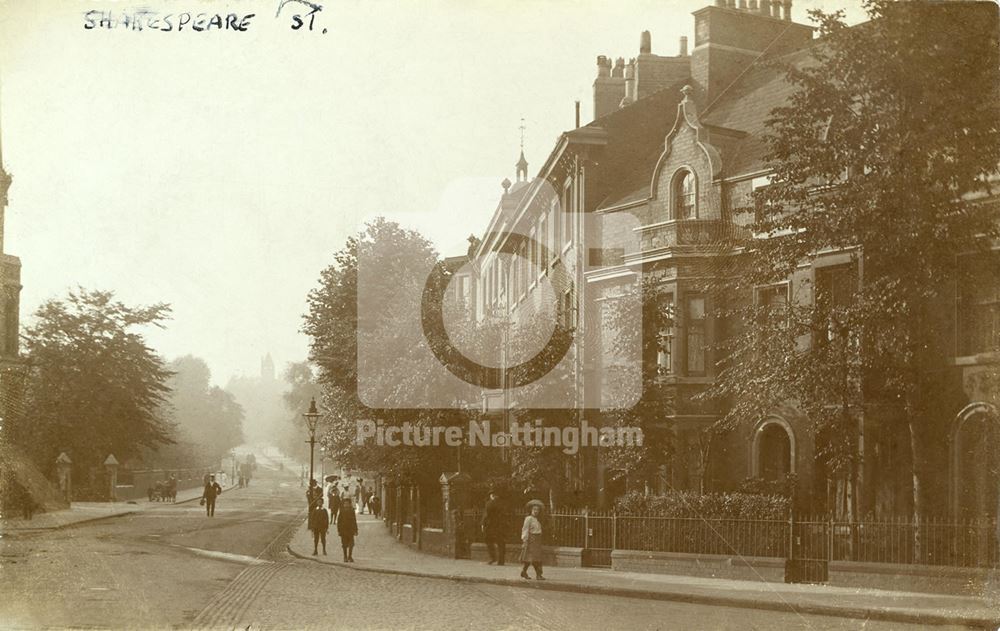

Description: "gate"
787 515 830 583
583 511 614 567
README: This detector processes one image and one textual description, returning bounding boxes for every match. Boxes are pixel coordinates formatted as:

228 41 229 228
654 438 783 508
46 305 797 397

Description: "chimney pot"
772 1 781 18
739 0 747 8
759 0 770 15
714 0 725 6
612 57 625 78
596 55 611 78
782 0 792 20
640 30 651 54
575 101 580 128
749 0 758 9
679 36 688 57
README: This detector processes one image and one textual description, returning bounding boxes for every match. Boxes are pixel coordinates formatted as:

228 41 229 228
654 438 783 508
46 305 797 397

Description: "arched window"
750 418 795 480
673 170 696 219
759 425 791 480
951 405 999 520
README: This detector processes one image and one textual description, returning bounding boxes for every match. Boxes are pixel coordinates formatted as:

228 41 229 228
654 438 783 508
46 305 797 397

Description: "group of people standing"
481 489 545 580
306 477 363 562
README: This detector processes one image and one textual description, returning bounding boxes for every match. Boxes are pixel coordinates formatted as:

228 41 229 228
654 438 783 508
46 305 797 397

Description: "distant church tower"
0 79 21 366
261 353 275 382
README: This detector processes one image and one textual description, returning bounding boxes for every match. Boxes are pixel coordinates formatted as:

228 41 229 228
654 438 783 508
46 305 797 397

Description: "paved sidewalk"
1 484 236 533
287 514 1000 628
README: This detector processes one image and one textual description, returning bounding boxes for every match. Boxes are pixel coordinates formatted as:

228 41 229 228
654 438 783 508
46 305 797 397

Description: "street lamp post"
302 398 321 484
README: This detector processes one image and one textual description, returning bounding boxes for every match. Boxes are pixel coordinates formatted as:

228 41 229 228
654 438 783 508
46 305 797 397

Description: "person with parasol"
519 499 545 580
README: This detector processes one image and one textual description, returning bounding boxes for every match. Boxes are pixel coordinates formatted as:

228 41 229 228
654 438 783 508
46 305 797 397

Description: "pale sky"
0 0 864 386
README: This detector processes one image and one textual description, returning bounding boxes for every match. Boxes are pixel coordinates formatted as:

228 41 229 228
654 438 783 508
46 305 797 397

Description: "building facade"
0 132 19 368
455 1 999 518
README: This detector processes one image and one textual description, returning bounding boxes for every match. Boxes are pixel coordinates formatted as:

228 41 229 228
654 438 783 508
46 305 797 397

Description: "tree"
603 278 677 492
12 289 174 494
707 1 1000 533
303 218 465 483
275 360 320 462
157 355 244 467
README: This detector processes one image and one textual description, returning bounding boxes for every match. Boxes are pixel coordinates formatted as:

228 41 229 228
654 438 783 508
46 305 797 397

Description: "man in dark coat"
337 497 358 562
202 475 222 517
482 490 505 565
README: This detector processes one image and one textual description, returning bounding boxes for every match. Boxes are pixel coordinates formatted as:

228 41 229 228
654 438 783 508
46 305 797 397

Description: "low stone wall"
611 549 785 582
470 543 584 567
419 528 450 556
829 561 1000 597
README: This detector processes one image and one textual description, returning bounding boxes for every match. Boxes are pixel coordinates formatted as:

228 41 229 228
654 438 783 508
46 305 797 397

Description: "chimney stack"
679 36 688 56
640 30 651 54
739 0 747 9
593 55 625 119
575 101 580 128
691 3 813 104
622 59 636 106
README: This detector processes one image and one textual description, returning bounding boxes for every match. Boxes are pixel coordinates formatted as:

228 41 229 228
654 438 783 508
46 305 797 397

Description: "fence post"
787 512 795 560
584 510 590 551
612 510 617 552
827 515 834 563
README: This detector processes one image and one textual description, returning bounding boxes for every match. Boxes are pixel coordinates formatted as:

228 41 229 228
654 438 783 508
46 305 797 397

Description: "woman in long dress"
519 504 544 580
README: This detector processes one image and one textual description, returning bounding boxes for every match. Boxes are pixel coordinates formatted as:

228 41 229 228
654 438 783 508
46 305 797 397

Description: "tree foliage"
11 289 174 490
707 1 1000 519
156 355 244 467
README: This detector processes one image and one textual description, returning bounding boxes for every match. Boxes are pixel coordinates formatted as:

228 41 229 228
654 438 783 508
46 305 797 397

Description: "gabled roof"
701 46 816 178
595 45 818 212
591 81 691 210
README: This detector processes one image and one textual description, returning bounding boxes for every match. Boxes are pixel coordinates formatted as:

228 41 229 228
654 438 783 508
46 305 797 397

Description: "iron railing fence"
616 514 789 558
794 514 999 567
389 503 999 569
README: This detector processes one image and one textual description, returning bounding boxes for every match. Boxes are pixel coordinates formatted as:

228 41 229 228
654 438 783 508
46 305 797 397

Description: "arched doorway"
951 403 999 520
750 418 795 481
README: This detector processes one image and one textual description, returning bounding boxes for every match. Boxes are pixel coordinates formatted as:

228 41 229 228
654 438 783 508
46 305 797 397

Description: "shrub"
614 489 790 520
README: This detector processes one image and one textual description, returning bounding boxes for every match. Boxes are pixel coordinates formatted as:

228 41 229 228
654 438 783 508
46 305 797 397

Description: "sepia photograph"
0 0 998 629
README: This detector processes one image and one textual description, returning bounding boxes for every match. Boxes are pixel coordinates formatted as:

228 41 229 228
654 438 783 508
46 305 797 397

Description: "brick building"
0 110 21 369
458 1 999 517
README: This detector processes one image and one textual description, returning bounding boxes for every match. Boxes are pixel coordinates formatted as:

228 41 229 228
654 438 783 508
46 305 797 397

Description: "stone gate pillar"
440 472 471 558
56 452 72 505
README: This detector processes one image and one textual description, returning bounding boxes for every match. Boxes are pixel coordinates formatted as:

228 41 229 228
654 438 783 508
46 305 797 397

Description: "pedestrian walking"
202 475 223 517
519 500 544 580
308 497 329 555
337 497 358 562
482 489 506 566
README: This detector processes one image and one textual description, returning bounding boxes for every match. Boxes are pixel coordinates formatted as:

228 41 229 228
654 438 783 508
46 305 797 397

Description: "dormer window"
673 169 696 219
